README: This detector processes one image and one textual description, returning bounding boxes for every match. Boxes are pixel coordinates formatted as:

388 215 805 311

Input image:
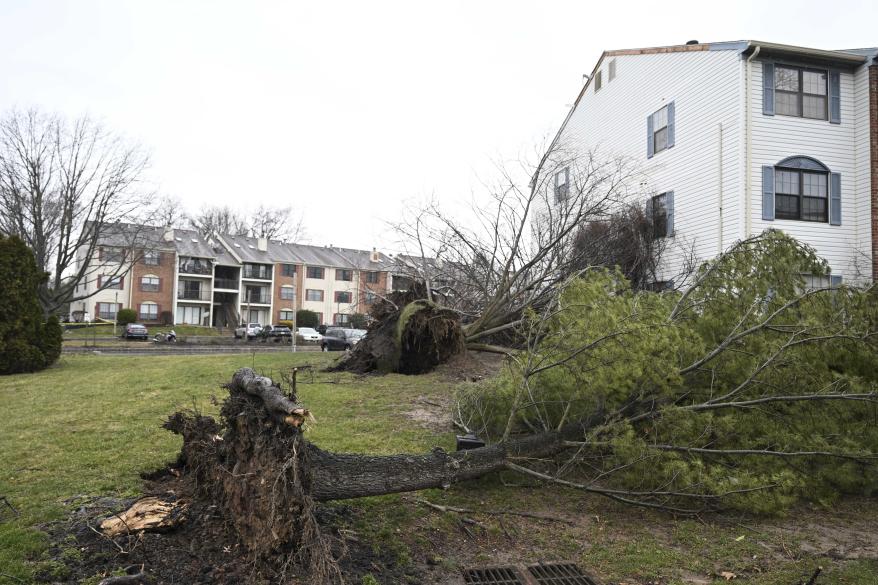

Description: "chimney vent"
257 237 268 252
162 228 174 242
370 247 380 263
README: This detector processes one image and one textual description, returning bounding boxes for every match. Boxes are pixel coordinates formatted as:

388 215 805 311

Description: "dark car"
320 328 366 351
260 325 292 342
123 323 149 340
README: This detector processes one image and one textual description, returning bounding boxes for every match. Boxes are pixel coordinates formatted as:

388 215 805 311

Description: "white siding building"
544 40 877 285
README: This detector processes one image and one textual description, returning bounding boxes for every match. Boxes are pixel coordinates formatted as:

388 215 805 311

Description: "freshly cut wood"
100 497 187 537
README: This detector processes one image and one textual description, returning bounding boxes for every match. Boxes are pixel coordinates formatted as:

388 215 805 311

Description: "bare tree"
154 195 188 228
249 205 307 242
188 205 249 237
0 108 153 315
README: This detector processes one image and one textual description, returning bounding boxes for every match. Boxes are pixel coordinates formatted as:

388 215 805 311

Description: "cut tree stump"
100 497 188 537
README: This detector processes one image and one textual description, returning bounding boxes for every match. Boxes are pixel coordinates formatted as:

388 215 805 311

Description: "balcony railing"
179 261 212 275
242 266 272 280
177 289 212 301
213 278 239 290
244 293 271 304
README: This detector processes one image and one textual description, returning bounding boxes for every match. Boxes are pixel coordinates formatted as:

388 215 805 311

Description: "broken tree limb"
100 497 187 537
409 498 576 525
97 572 148 585
230 368 310 427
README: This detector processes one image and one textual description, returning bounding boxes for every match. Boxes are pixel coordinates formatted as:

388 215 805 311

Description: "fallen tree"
151 232 877 583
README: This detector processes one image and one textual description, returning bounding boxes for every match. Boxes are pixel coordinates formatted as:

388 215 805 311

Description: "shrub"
161 310 173 326
349 313 368 329
296 310 319 328
0 235 63 374
116 308 137 326
277 320 294 329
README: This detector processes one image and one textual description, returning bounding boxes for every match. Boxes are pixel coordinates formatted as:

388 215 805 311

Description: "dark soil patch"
37 466 422 585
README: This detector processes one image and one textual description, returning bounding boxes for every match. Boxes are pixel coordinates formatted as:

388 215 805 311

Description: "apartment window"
140 275 160 292
366 271 380 284
335 291 353 304
608 59 616 81
649 192 674 238
554 167 569 203
594 70 602 92
306 289 324 302
365 291 377 305
281 264 296 277
101 247 125 263
336 269 353 281
775 65 827 120
280 285 296 300
101 275 124 289
334 313 350 325
306 266 324 279
648 103 675 156
176 305 202 325
97 302 120 320
279 310 295 321
143 250 160 266
315 312 324 324
775 167 828 222
139 302 159 321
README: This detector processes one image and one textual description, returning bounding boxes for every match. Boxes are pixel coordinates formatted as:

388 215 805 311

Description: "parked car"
123 323 149 340
320 328 366 351
235 323 262 339
260 324 292 341
296 327 322 342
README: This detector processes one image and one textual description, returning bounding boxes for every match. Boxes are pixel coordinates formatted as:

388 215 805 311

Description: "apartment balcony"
213 278 239 290
177 289 212 302
178 261 212 276
243 292 271 305
242 266 272 280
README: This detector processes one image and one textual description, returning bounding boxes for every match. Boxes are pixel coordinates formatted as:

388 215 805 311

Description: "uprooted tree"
335 147 670 374
155 230 876 583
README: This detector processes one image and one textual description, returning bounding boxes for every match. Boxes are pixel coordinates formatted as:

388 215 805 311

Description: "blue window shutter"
667 102 675 148
762 166 775 221
666 191 675 236
829 71 841 124
830 172 842 225
762 62 775 116
830 275 842 288
647 113 654 158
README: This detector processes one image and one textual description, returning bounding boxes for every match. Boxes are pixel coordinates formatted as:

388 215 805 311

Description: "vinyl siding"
552 49 744 280
749 60 870 282
853 64 875 281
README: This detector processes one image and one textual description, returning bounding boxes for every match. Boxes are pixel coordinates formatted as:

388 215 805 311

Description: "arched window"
141 274 160 292
763 156 840 225
139 301 159 321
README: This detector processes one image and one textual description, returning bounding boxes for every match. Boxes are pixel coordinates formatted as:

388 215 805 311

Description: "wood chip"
100 497 187 537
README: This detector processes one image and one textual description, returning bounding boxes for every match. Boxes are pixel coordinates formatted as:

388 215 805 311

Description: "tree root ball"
331 298 465 375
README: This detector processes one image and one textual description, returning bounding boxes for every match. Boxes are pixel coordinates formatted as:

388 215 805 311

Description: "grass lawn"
1 354 876 584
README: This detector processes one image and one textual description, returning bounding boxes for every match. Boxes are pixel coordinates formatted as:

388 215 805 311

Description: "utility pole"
114 291 119 337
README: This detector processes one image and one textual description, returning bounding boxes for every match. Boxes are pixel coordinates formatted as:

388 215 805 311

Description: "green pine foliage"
0 235 63 374
460 231 878 513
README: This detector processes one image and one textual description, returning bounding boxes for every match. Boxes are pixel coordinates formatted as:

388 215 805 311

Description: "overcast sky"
2 0 876 250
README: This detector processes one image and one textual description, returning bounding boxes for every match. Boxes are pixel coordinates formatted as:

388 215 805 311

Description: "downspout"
744 45 761 237
718 122 724 253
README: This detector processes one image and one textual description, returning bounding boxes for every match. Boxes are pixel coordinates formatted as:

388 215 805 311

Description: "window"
306 289 324 302
281 264 297 277
775 65 827 119
101 247 125 263
306 266 324 279
243 263 271 279
279 309 295 321
176 305 202 324
139 302 158 321
97 302 121 320
554 167 569 203
366 271 380 284
336 269 353 281
652 105 670 154
647 191 674 238
315 312 324 324
775 167 828 222
334 313 350 325
594 70 602 92
280 285 296 300
335 291 353 304
101 275 123 289
608 59 616 81
141 275 159 292
143 250 160 265
365 291 377 305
